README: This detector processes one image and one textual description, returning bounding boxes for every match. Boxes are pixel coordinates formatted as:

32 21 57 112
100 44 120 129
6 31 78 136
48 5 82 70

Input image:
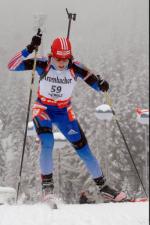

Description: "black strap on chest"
40 57 51 81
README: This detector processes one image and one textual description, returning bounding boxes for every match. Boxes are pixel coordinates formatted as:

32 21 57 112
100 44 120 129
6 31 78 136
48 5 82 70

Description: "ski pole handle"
35 28 42 51
66 8 76 21
31 29 41 86
66 8 77 39
32 28 42 81
37 28 42 36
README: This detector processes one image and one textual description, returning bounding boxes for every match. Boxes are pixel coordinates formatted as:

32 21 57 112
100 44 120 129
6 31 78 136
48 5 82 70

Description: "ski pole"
66 8 76 38
104 92 148 197
16 28 41 202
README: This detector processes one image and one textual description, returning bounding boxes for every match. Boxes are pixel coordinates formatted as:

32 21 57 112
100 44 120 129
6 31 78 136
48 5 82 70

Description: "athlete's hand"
97 75 109 92
27 29 42 53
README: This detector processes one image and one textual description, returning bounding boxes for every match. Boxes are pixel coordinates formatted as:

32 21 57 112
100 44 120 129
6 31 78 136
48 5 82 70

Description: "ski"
121 197 148 203
108 197 148 203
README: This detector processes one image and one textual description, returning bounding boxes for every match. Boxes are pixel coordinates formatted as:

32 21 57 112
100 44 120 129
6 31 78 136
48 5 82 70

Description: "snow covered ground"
0 201 149 225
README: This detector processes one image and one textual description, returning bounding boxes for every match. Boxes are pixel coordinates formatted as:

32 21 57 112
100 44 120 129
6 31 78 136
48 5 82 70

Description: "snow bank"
95 104 113 121
0 202 148 225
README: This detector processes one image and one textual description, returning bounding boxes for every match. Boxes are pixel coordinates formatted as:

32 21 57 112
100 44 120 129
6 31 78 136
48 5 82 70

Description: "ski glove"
27 29 42 53
97 75 109 92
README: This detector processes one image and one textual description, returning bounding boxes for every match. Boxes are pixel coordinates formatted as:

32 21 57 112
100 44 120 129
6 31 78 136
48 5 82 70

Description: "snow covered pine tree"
8 33 126 205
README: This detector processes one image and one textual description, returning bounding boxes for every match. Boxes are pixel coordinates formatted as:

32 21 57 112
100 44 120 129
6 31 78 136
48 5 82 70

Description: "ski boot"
41 174 57 209
94 176 126 202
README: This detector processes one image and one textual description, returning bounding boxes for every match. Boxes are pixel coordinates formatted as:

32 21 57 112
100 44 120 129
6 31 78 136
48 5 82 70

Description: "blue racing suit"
8 48 104 179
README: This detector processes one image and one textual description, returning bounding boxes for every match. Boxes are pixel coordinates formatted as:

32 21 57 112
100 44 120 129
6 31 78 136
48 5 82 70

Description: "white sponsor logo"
57 50 71 56
68 129 78 135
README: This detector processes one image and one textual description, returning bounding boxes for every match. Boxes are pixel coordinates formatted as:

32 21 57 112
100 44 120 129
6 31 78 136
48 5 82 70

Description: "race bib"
39 69 76 100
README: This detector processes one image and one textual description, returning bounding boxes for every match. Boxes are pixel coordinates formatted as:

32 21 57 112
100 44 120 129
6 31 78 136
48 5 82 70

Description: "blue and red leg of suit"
33 101 103 179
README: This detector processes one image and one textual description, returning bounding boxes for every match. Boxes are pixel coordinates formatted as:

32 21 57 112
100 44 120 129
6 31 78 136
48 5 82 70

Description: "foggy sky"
0 0 148 57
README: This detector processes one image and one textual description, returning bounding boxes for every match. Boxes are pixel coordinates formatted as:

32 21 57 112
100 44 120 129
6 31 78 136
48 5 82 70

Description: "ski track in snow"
0 202 148 225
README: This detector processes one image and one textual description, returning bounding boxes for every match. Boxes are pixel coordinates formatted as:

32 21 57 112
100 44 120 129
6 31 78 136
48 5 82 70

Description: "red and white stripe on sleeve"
8 51 23 70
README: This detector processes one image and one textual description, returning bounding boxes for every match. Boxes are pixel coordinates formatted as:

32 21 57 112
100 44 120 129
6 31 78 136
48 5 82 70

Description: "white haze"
0 0 148 57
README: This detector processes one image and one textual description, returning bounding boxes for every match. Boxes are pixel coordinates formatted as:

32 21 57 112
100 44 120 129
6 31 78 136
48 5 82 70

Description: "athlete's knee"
33 118 52 135
36 126 52 135
33 118 54 150
71 129 87 150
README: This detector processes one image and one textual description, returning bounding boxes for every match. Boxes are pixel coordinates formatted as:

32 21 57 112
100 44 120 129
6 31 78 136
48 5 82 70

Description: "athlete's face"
53 57 69 71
